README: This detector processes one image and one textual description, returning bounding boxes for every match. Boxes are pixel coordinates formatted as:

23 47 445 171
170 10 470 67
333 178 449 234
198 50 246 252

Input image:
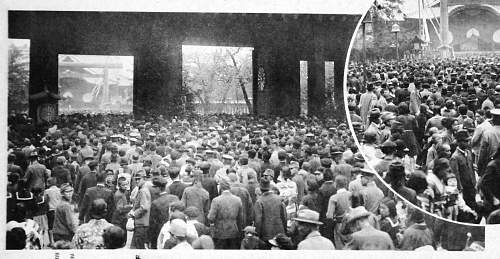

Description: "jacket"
53 200 77 237
253 191 287 241
207 190 243 239
181 185 210 224
132 186 151 227
79 184 115 222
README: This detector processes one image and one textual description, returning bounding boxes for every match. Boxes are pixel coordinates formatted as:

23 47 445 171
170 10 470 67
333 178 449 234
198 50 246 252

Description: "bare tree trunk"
227 49 252 112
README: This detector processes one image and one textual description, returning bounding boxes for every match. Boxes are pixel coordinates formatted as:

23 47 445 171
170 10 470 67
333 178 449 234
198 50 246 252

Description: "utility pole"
439 0 451 58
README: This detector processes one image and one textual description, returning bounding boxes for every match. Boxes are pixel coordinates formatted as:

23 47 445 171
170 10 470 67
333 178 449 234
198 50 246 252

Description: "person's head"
88 160 99 171
436 143 452 159
169 218 188 243
294 209 322 236
334 175 348 189
96 171 107 184
47 177 57 187
168 167 180 180
60 183 74 201
89 198 108 220
360 169 374 186
387 161 405 187
117 177 129 192
378 198 397 219
170 201 186 214
259 177 272 193
407 170 428 194
455 129 471 150
6 227 26 250
433 158 451 180
103 225 127 249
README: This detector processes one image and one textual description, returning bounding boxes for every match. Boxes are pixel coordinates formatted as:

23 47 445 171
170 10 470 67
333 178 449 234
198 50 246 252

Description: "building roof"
402 1 500 19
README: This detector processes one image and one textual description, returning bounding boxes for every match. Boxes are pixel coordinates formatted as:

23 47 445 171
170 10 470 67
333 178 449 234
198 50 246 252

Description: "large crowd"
6 112 485 251
347 55 500 224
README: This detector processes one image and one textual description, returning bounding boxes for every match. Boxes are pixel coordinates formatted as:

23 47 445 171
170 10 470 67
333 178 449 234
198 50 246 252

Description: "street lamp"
391 23 400 60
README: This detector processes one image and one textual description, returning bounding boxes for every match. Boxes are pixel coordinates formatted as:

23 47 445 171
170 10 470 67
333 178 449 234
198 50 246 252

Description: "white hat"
222 154 233 160
170 219 187 237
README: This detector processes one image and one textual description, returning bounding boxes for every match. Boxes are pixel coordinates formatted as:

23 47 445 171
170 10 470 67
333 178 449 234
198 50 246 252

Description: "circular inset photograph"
345 0 500 225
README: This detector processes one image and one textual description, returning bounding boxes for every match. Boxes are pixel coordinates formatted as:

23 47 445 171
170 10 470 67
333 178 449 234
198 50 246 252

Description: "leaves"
182 46 253 114
8 42 30 114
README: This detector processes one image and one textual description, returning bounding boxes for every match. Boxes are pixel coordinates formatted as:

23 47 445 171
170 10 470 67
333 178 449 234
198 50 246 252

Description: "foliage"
182 46 253 114
351 0 418 62
8 43 30 114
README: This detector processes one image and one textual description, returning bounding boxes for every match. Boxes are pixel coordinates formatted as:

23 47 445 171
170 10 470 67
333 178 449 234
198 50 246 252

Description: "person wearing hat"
207 179 244 249
24 149 49 193
240 225 267 249
167 167 187 200
52 184 76 242
198 162 218 201
180 170 210 225
399 207 433 250
50 156 71 187
294 209 335 250
169 219 193 250
77 160 99 211
450 129 477 216
386 161 418 205
253 178 287 245
478 109 500 175
79 171 115 224
344 204 393 250
128 169 152 249
72 198 114 249
365 108 382 145
148 177 179 249
373 140 397 177
359 168 384 214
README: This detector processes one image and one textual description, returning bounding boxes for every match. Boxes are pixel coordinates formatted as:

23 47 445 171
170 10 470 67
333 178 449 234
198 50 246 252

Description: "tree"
182 46 253 114
8 43 30 114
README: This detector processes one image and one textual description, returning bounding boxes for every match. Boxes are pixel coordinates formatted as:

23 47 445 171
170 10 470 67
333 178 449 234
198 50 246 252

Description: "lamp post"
391 23 400 61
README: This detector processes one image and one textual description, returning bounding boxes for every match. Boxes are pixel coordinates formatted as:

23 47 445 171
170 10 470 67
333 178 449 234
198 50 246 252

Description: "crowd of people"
6 112 485 250
347 55 500 224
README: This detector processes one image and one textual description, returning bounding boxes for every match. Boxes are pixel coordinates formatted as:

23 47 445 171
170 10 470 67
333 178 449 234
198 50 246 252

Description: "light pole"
391 23 400 61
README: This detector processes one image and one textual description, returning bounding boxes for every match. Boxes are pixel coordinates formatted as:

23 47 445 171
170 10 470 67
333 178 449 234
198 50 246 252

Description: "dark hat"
152 177 168 188
381 140 397 148
320 158 333 168
455 129 472 142
199 162 211 171
388 161 405 179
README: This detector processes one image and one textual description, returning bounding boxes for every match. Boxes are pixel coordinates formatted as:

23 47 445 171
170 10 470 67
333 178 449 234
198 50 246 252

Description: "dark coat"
52 165 72 187
201 176 219 201
318 181 337 219
253 191 287 241
149 193 179 248
230 184 253 226
79 184 115 222
167 181 187 200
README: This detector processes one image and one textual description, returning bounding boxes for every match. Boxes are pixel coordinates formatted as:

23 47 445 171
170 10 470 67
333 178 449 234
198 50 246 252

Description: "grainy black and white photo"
4 0 487 253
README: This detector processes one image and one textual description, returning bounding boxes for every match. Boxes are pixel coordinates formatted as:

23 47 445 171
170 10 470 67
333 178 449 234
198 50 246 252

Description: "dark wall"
9 11 360 118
